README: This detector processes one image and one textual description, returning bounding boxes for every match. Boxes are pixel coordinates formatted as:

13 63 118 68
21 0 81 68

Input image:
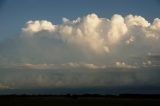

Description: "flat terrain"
0 95 160 106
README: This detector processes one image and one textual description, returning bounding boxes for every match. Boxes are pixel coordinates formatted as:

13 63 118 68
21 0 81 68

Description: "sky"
0 0 160 94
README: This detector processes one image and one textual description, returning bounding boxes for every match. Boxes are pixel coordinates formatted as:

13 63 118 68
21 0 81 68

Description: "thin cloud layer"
0 62 138 70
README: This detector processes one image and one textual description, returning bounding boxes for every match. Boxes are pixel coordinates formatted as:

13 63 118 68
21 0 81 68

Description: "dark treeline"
0 94 160 98
0 94 160 106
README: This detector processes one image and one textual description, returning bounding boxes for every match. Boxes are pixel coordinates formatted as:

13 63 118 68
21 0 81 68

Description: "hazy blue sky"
0 0 160 94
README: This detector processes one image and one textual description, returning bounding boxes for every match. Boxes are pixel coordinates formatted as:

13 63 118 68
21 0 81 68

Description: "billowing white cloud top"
21 13 160 55
22 20 55 33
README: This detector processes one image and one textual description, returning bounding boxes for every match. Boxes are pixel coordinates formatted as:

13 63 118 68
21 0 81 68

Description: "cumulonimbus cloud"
0 13 160 67
0 13 160 90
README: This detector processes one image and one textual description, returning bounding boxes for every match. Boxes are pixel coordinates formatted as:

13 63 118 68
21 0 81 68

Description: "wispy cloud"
0 83 10 89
